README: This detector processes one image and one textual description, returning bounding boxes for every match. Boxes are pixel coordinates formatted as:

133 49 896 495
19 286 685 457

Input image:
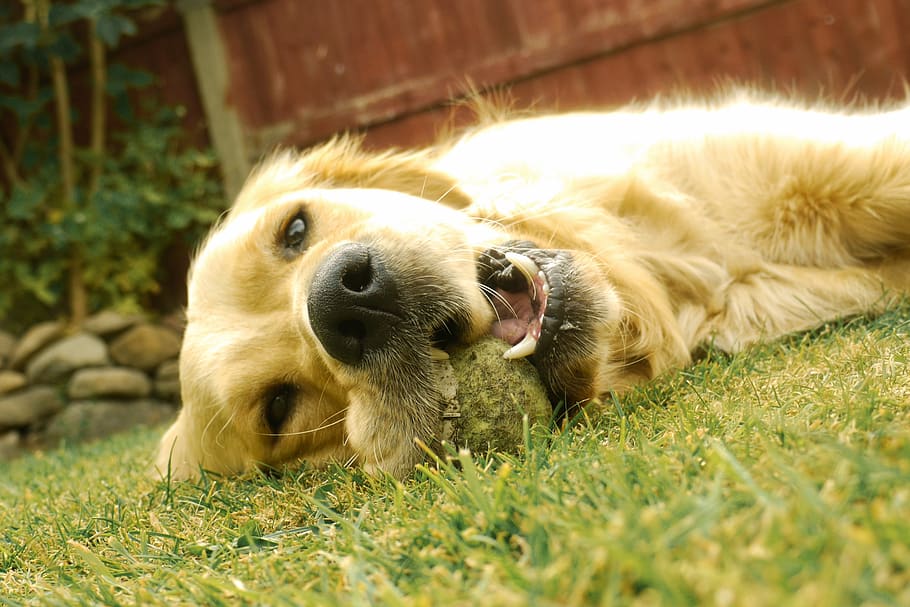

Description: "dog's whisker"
214 409 239 450
467 216 510 233
259 408 349 438
314 374 338 415
478 282 518 322
198 403 231 460
433 182 462 206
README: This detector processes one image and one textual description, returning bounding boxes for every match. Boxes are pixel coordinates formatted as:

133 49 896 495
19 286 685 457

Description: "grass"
1 305 909 606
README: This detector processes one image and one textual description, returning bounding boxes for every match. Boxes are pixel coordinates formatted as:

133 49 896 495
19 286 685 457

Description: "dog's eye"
264 384 297 433
282 213 307 253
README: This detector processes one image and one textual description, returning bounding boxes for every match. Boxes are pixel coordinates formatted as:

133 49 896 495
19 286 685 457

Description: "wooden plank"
215 0 776 150
506 0 910 104
360 0 910 150
177 0 250 198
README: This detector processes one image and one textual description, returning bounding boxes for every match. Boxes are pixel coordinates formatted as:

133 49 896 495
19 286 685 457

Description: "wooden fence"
80 0 910 308
114 0 910 198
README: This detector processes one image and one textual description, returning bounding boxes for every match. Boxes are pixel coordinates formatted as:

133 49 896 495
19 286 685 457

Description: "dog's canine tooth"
504 252 542 295
429 346 450 360
502 332 538 360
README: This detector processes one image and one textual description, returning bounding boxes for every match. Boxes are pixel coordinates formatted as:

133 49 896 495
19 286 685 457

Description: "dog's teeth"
430 347 450 360
504 252 541 280
505 251 541 300
502 332 538 360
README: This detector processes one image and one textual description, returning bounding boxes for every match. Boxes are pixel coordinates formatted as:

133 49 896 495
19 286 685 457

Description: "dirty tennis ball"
434 336 552 453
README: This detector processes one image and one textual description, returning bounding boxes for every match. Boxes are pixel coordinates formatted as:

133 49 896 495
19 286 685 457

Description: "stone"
154 358 180 400
436 336 551 454
109 325 181 371
68 367 152 399
42 399 176 445
159 310 187 336
156 358 179 380
25 333 109 384
0 431 20 459
0 370 27 395
0 330 16 368
82 310 144 337
0 386 64 429
9 321 65 370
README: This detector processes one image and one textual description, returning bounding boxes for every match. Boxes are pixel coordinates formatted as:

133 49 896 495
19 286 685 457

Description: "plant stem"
88 19 106 197
50 52 87 325
12 65 40 166
0 135 20 187
50 57 73 205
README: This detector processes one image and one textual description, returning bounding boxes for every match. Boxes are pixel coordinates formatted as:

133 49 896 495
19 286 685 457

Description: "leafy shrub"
0 0 225 331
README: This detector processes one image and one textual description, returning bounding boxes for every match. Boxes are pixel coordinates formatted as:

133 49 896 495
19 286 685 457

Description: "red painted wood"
214 0 777 147
91 0 910 154
362 0 910 149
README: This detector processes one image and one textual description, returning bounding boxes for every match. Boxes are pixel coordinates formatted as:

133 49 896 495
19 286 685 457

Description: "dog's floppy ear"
154 409 200 481
231 136 473 216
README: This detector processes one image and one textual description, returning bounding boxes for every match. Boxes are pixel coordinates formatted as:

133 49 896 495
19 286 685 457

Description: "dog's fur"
157 91 910 480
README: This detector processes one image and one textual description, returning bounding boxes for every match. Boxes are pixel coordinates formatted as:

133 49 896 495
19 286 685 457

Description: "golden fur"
157 91 910 480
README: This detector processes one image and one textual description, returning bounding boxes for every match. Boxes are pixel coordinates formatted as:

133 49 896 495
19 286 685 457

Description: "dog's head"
156 139 502 479
156 138 677 480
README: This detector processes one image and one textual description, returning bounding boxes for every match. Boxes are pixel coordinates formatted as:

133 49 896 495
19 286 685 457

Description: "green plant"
2 303 909 604
0 0 224 329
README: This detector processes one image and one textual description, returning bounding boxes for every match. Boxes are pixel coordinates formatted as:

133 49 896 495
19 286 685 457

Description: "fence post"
176 0 249 201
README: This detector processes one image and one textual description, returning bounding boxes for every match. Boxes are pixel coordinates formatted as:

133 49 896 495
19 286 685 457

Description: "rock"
109 325 181 371
25 333 109 384
82 310 144 337
0 330 15 368
154 358 180 400
0 431 20 459
42 399 176 445
0 386 64 429
159 310 187 336
0 370 27 396
68 367 152 399
436 336 551 453
9 321 65 370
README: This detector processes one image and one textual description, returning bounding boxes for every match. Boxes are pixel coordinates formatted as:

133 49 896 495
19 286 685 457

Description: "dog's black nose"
307 242 402 364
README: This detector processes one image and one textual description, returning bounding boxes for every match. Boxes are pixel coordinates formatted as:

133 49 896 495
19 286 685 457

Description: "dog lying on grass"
156 91 910 480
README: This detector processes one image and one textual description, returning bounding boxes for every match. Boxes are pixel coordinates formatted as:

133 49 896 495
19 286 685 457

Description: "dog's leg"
655 106 910 268
747 142 910 268
709 261 907 353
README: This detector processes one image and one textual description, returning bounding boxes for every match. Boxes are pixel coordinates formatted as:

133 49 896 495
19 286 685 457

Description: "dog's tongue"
491 318 529 345
481 250 549 360
489 288 534 345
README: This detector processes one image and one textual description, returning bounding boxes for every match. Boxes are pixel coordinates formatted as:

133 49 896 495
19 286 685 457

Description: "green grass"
2 305 909 606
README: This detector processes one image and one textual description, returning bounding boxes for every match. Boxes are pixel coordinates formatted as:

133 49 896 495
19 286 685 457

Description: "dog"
156 90 910 481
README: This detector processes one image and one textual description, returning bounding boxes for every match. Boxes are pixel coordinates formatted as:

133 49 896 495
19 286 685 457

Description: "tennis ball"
434 336 552 453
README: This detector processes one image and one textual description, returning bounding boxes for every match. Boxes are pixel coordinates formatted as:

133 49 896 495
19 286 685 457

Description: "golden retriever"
157 90 910 480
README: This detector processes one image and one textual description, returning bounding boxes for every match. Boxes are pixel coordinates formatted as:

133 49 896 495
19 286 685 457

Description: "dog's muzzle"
307 242 403 365
478 241 570 361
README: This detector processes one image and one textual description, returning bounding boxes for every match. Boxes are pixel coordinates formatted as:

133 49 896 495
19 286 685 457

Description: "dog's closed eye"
264 383 298 433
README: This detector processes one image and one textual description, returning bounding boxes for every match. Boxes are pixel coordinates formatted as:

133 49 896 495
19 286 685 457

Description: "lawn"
1 305 909 606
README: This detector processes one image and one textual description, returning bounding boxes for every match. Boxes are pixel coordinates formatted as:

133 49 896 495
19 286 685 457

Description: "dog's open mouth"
477 242 569 361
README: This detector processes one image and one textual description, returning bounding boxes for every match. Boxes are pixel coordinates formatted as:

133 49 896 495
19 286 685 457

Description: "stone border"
0 311 182 460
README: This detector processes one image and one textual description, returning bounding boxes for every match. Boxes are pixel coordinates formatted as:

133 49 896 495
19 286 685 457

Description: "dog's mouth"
477 242 570 361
